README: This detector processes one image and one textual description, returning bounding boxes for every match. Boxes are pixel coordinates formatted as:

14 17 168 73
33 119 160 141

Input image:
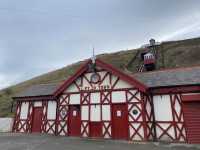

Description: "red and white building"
12 59 200 144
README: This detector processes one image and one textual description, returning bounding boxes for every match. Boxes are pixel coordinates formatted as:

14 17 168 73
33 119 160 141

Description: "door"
112 104 128 139
68 105 81 136
32 107 43 133
183 102 200 143
90 122 102 138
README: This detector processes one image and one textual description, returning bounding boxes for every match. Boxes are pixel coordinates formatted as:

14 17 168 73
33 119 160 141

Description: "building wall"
57 70 150 141
13 100 57 134
153 94 186 142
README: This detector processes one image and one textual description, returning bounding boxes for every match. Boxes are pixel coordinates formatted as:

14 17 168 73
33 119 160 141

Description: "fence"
0 118 13 132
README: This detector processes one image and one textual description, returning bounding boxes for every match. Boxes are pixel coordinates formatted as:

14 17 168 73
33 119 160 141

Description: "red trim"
151 86 200 94
144 59 155 65
13 95 55 101
95 59 147 92
54 60 91 97
182 94 200 102
53 59 147 97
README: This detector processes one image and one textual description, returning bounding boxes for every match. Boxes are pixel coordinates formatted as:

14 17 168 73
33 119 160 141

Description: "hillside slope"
1 37 200 117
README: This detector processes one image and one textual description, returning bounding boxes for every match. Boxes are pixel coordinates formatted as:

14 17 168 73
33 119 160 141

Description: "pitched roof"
53 59 147 96
13 63 200 99
14 83 60 98
133 66 200 88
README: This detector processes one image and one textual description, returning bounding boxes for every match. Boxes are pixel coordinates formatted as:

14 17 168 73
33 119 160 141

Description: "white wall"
69 94 80 104
20 102 29 119
81 106 89 120
153 95 172 121
113 78 133 89
90 93 100 104
34 102 42 107
0 118 13 132
47 101 57 120
102 105 111 121
112 91 126 103
64 71 134 92
90 105 101 121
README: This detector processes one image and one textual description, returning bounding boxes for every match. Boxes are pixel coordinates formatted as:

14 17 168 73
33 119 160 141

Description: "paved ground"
0 133 199 150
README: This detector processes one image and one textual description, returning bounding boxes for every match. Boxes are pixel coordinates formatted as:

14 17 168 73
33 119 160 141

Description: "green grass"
1 37 200 117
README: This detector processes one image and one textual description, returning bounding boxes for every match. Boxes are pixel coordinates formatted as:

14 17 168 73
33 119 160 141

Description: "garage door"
112 104 128 140
68 105 81 136
32 107 43 133
183 102 200 143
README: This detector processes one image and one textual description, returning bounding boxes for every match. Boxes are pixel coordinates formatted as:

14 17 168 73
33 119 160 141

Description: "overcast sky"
0 0 200 89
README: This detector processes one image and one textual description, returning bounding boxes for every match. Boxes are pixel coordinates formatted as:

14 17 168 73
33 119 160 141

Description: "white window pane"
47 101 57 120
90 105 100 121
81 106 89 120
20 102 29 119
153 95 172 121
102 105 111 121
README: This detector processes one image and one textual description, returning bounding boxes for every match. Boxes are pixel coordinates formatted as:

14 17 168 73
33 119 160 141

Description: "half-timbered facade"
12 59 200 144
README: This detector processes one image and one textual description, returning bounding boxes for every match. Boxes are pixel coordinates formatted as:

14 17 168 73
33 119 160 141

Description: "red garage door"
68 105 81 136
183 102 200 143
90 122 102 138
32 107 43 133
112 104 128 140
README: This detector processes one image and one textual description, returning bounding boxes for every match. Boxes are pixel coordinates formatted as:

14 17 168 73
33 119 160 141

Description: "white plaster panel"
156 123 175 141
102 105 111 121
113 78 133 89
112 91 126 103
20 102 29 119
81 122 89 137
82 73 92 87
47 101 57 120
81 106 89 120
65 83 79 92
127 90 141 102
90 92 100 104
34 102 42 107
99 71 110 85
153 95 173 121
129 123 144 140
128 104 142 121
90 105 101 121
103 122 111 138
69 94 80 104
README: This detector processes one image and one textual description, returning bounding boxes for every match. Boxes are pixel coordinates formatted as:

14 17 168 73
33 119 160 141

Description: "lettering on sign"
80 85 111 91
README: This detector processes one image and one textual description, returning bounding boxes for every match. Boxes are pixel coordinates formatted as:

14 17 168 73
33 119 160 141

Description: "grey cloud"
0 0 200 89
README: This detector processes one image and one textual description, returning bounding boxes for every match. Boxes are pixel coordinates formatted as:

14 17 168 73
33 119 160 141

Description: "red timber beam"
12 101 21 132
53 60 91 97
140 93 148 141
13 95 55 101
54 59 148 97
142 93 156 141
182 93 200 102
95 59 148 92
150 85 200 95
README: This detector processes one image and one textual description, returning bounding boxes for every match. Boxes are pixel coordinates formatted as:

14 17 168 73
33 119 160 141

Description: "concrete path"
0 133 199 150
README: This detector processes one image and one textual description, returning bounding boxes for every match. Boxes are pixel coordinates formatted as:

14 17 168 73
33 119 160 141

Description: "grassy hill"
1 37 200 117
